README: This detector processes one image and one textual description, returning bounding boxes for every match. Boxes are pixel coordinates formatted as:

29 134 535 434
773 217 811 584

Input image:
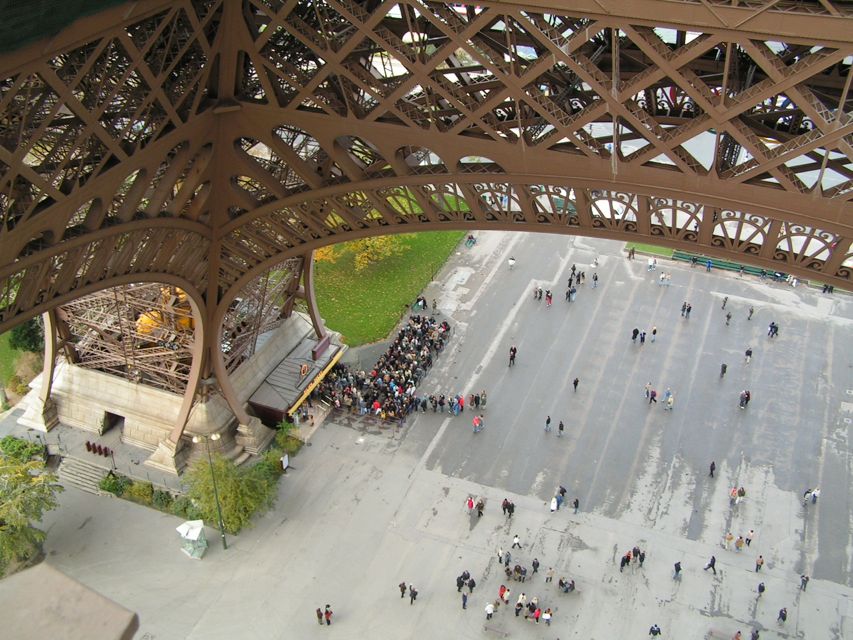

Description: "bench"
672 250 787 280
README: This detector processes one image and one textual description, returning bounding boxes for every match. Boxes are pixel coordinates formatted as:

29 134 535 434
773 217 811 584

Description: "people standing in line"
755 555 764 572
710 461 716 477
704 555 717 575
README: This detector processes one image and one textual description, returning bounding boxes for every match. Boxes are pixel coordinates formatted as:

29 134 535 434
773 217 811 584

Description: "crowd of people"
319 314 452 421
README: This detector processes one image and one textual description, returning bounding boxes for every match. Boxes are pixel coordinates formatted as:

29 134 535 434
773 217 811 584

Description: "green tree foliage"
8 319 43 353
0 436 44 463
185 453 277 534
0 453 63 572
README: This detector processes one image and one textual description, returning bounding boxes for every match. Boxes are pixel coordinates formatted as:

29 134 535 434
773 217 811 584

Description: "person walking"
476 498 485 517
745 347 753 364
651 326 657 342
324 605 333 626
532 558 540 574
649 624 662 636
399 581 407 598
545 567 555 583
686 303 692 318
592 273 598 288
462 591 468 609
777 607 787 623
755 555 764 572
550 496 557 512
632 327 640 342
722 296 728 309
710 461 716 477
681 301 687 317
748 306 754 320
704 555 717 575
811 487 820 503
512 535 521 549
316 608 324 626
724 532 734 549
485 602 495 620
409 584 418 605
543 608 552 626
673 561 682 578
509 346 517 366
573 497 580 513
639 550 645 567
644 382 652 399
544 416 551 432
721 362 728 377
800 574 810 591
757 582 765 598
649 389 658 404
558 420 564 437
573 377 579 392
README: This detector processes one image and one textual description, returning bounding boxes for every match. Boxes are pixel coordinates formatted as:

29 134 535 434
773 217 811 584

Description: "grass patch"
0 333 22 386
625 242 673 258
315 231 465 345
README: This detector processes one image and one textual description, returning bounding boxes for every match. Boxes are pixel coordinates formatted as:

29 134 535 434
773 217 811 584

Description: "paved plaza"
21 232 853 639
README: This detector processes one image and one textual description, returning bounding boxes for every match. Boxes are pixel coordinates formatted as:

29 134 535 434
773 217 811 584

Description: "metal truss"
0 0 851 450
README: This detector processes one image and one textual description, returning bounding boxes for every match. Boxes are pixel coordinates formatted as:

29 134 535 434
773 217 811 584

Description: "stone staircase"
57 456 109 495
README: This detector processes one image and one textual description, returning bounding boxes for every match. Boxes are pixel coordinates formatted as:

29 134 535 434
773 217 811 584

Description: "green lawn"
0 332 20 385
625 242 673 258
314 231 465 345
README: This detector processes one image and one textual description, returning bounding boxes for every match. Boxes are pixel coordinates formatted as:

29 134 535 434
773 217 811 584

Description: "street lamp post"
192 433 227 550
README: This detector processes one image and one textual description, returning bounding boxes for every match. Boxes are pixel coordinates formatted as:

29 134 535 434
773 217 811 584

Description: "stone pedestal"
144 439 188 476
235 416 275 455
18 395 59 432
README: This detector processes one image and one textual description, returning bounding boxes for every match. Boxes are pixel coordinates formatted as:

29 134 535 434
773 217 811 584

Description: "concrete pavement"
28 231 853 639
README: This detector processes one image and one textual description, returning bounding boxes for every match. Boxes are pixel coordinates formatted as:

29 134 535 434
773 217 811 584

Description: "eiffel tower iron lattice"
0 0 851 458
